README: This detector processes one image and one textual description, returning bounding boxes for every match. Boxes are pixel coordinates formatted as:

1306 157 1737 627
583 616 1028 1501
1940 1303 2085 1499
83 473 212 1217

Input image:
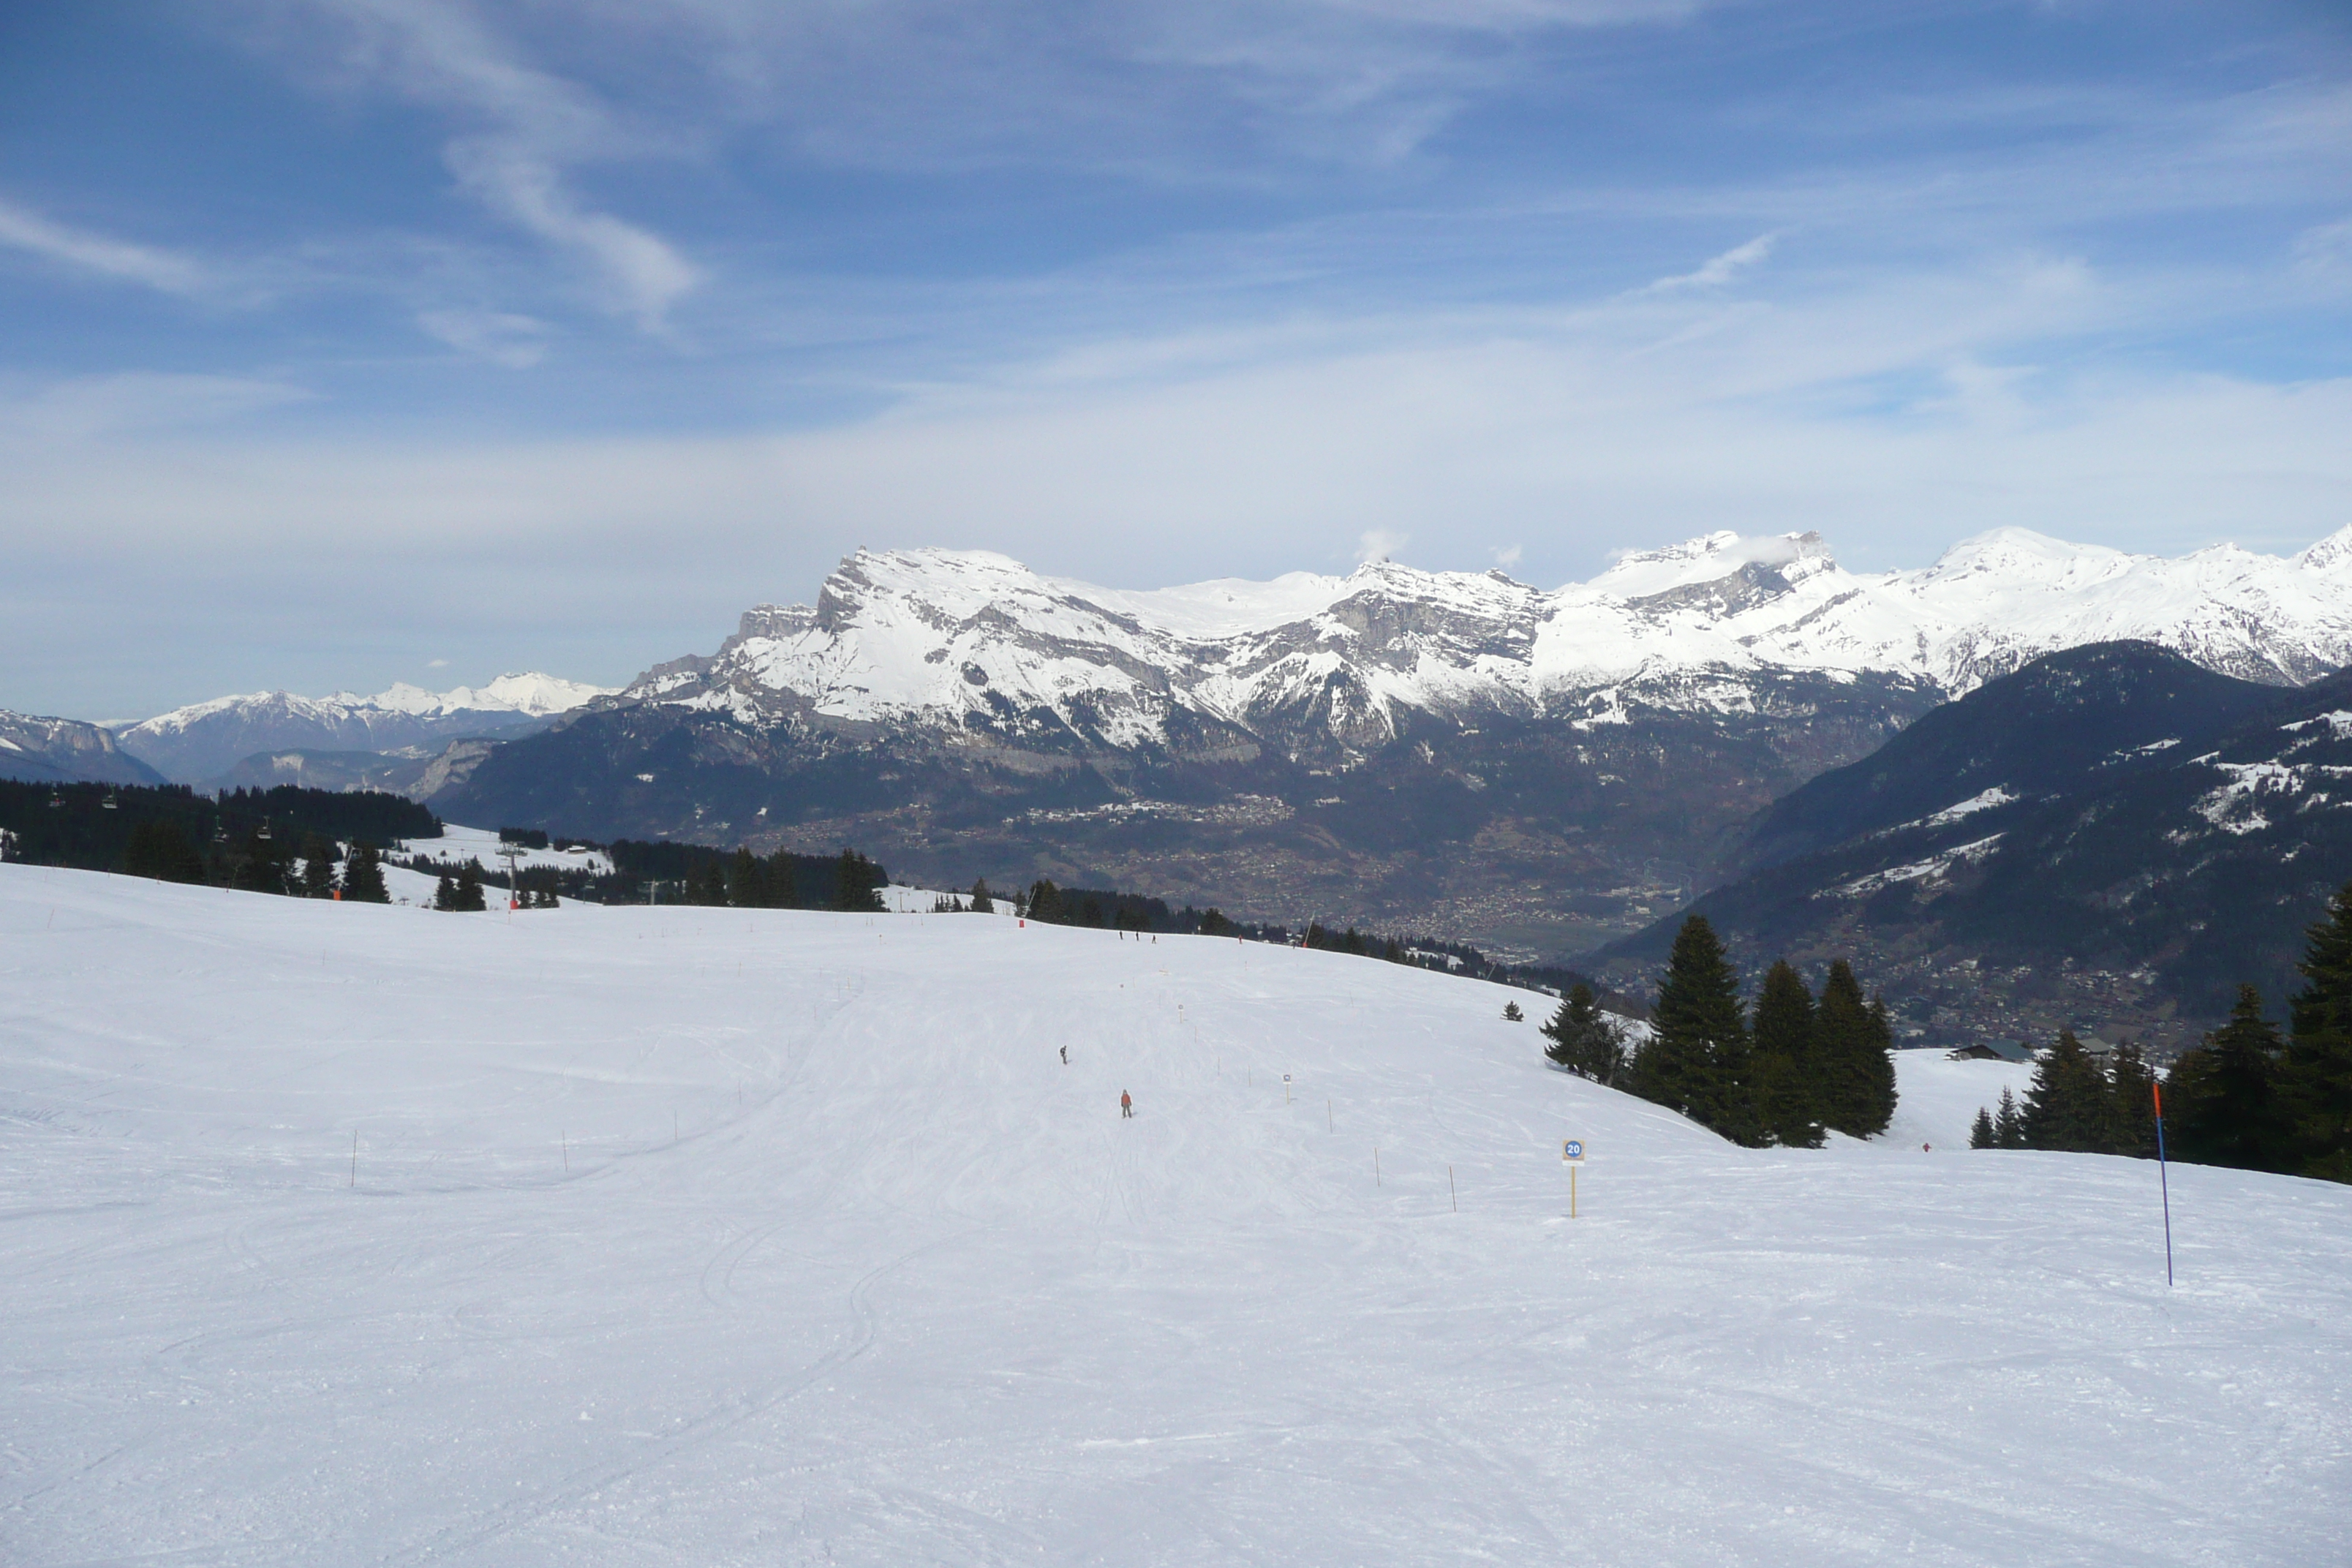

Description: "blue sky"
3 0 2349 717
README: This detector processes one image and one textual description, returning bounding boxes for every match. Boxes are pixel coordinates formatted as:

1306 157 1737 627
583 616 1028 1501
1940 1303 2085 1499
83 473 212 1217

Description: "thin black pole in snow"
1449 1164 1456 1213
2153 1081 2174 1287
350 1129 356 1188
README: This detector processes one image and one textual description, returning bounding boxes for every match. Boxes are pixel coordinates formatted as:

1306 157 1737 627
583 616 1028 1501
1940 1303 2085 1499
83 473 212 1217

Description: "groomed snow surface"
3 867 2345 1567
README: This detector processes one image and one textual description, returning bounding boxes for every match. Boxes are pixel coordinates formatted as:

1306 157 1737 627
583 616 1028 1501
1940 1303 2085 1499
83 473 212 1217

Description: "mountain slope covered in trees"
1598 644 2352 1049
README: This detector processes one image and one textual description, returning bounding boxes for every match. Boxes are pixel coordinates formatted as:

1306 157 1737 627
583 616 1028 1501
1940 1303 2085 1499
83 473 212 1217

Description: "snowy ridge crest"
622 525 2352 754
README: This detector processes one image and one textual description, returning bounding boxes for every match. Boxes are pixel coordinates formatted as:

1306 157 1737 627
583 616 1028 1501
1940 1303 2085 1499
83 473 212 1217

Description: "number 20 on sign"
1561 1139 1586 1218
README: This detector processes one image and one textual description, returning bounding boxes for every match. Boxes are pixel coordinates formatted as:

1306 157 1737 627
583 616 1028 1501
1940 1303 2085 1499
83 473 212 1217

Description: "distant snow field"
2 865 2345 1565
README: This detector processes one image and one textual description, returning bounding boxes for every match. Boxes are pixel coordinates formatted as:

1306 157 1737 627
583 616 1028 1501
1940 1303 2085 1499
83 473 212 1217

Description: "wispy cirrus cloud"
279 0 701 329
0 198 208 297
1641 233 1775 293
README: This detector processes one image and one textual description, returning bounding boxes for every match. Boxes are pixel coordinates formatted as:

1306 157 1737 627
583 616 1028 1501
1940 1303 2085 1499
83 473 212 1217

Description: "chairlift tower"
500 839 525 911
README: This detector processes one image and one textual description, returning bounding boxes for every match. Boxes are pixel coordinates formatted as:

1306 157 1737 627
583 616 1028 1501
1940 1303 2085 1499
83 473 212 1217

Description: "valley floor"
1 866 2345 1566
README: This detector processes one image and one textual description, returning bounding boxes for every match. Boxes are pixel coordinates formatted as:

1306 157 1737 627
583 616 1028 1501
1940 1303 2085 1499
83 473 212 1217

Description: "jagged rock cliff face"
434 526 2352 958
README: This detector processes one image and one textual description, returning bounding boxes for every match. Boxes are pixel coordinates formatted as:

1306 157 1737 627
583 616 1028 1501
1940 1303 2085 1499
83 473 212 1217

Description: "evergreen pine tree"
124 820 206 883
1859 996 1899 1136
762 849 801 908
1502 1000 1523 1022
728 847 763 908
454 861 488 912
829 850 884 912
1026 879 1062 923
1751 960 1825 1148
1629 914 1758 1142
2022 1030 2110 1152
298 833 338 898
2166 984 2290 1173
1970 1106 1997 1149
2283 882 2352 1183
1540 983 1627 1083
432 872 458 911
1814 962 1896 1139
1994 1085 2027 1147
2105 1040 2157 1158
969 878 994 913
341 843 390 903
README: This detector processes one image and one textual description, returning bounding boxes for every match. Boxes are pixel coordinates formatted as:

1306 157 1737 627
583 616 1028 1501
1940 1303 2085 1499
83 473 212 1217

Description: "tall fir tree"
341 843 390 903
1540 983 1627 1083
1750 960 1825 1148
832 850 886 912
1814 962 1896 1139
1630 915 1759 1143
1994 1085 2026 1147
2104 1040 2158 1159
968 878 994 913
727 847 764 908
298 833 338 898
1970 1106 1997 1149
2166 985 2291 1173
2283 882 2352 1183
766 848 802 908
2022 1030 2110 1153
453 861 488 912
432 872 459 911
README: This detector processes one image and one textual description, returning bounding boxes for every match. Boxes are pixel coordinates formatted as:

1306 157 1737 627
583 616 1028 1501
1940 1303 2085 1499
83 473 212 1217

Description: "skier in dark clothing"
1060 1045 1068 1066
1120 1090 1133 1119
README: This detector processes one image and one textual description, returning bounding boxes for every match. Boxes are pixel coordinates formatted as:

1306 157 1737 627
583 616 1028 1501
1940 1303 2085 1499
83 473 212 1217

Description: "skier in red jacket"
1120 1090 1133 1119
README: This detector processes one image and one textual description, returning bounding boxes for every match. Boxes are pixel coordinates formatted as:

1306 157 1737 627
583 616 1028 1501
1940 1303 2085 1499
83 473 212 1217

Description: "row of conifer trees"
1970 883 2352 1183
1967 1033 2157 1156
1541 914 1897 1147
125 820 393 902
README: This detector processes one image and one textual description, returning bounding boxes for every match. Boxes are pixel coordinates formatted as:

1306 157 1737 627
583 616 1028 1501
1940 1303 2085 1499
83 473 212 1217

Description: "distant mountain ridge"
0 711 166 787
431 524 2352 960
1597 642 2352 1051
613 526 2352 754
114 673 613 783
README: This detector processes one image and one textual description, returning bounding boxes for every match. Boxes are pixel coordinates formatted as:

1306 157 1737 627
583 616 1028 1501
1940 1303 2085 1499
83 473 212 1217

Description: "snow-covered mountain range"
622 526 2352 751
0 711 166 788
115 673 613 783
431 524 2352 962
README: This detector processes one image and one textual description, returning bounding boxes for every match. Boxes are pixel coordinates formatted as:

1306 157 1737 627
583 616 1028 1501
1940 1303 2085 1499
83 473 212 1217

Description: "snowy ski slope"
2 865 2346 1565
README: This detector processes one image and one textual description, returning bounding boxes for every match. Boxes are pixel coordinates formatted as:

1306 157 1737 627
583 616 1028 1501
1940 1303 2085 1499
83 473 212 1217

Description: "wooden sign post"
1562 1139 1586 1218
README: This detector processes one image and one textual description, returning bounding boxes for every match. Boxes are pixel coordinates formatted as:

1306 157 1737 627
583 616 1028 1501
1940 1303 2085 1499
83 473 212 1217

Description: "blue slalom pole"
2152 1081 2174 1288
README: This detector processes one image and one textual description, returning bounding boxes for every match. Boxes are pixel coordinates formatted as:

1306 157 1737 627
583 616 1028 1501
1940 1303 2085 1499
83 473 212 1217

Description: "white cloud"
417 306 554 367
440 142 698 330
290 0 701 328
1640 233 1775 293
428 657 450 668
0 197 207 297
1356 528 1409 563
1492 543 1523 569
